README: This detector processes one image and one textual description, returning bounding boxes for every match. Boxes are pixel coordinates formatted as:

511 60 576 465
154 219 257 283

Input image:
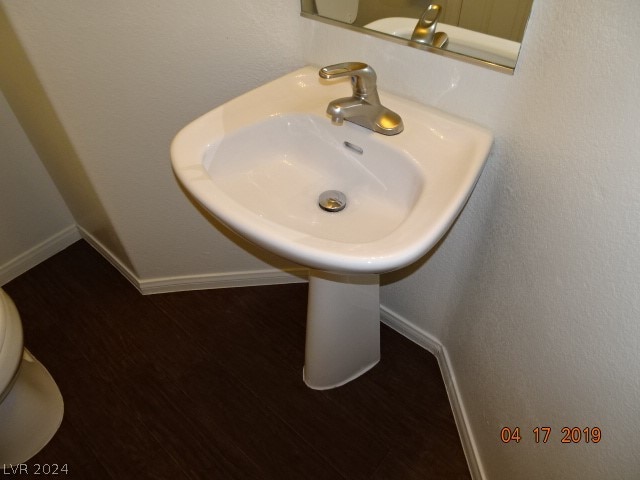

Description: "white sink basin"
364 17 520 68
171 65 492 389
205 113 422 244
171 66 492 274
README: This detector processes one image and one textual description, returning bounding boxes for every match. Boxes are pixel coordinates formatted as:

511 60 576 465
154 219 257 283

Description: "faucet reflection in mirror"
301 0 534 73
411 3 449 48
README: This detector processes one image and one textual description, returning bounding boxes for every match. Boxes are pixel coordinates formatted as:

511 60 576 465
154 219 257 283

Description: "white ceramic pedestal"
303 270 380 390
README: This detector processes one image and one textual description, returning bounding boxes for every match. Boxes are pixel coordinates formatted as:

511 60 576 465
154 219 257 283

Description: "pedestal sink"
171 66 492 389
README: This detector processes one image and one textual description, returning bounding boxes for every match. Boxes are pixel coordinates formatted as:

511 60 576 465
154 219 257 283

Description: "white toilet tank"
315 0 359 24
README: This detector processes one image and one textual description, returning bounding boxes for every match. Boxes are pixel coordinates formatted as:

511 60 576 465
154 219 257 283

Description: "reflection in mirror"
301 0 534 73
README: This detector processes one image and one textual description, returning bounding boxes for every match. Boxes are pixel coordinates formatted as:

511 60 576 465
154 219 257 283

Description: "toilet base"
0 349 64 465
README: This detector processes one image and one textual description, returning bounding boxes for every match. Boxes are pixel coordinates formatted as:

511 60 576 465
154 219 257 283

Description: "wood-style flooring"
3 241 470 479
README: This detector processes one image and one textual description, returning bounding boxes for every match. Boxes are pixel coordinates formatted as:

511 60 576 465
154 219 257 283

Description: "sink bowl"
206 113 422 243
171 66 492 274
364 17 520 68
171 65 492 389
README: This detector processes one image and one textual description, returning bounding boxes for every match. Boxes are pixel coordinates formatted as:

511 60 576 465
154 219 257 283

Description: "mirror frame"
301 1 531 74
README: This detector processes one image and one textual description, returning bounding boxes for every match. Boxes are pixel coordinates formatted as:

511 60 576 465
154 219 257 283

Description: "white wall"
1 0 307 285
0 90 76 285
304 0 640 478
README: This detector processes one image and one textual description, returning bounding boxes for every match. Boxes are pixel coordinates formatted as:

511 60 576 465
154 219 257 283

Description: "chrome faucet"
411 3 449 48
318 62 403 136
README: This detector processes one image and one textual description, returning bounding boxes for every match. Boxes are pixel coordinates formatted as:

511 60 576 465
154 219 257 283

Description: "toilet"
0 288 63 465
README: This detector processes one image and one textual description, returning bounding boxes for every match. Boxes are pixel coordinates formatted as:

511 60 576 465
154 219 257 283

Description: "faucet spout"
319 63 403 136
411 3 449 47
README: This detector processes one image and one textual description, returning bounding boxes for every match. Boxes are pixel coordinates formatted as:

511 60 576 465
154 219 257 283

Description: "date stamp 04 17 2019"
500 426 602 444
2 464 68 476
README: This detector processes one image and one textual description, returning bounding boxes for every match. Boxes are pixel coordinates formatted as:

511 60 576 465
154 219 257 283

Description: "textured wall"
1 0 306 280
0 90 75 280
303 0 640 478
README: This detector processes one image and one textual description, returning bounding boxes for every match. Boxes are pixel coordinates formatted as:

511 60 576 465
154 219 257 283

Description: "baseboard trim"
77 227 142 293
78 226 308 295
138 268 309 295
0 225 81 286
379 305 485 480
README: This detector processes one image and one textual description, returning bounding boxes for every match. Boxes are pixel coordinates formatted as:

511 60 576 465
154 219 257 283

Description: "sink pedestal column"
303 270 380 390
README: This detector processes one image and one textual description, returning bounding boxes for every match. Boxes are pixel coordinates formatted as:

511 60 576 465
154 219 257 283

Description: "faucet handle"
319 62 380 104
319 62 369 78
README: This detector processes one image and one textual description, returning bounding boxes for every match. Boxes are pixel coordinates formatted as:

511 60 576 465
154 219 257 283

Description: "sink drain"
318 190 347 212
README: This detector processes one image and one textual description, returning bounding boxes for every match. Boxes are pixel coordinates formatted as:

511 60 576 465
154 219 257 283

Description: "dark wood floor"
2 241 470 479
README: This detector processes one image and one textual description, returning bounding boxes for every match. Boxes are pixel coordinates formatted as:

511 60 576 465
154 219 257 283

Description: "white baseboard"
0 225 81 286
380 305 485 480
77 227 142 292
138 268 308 295
78 226 308 295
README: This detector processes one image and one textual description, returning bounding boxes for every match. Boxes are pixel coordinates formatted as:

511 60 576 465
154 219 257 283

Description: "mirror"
301 0 534 73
